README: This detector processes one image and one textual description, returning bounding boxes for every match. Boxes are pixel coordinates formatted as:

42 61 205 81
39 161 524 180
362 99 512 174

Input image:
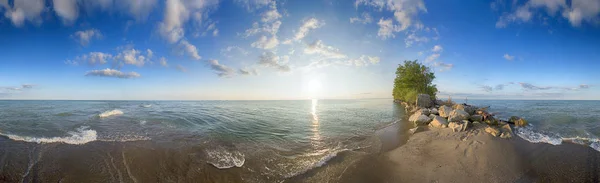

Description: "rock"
439 106 453 118
429 108 439 115
461 120 471 131
416 94 433 108
408 113 431 126
429 116 448 128
419 108 430 116
409 126 425 134
448 122 460 132
429 114 437 119
510 116 528 127
434 99 444 106
485 117 499 126
410 107 419 113
448 109 470 122
453 104 465 110
501 124 513 135
470 115 483 122
500 132 513 139
485 127 501 137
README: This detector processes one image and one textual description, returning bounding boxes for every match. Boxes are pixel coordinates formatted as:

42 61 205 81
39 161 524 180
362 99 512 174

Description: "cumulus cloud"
357 0 427 39
119 0 158 22
115 48 147 66
432 45 443 52
260 2 281 22
285 18 324 43
304 40 347 59
251 35 279 50
425 53 440 63
221 46 250 57
346 55 380 66
350 12 373 24
234 0 275 12
404 31 429 47
178 40 202 60
53 0 79 25
158 0 219 43
503 53 515 61
258 52 291 72
243 21 282 37
78 52 113 65
207 59 235 77
159 57 168 67
85 68 140 78
238 68 259 75
494 0 600 28
0 0 45 27
72 29 102 46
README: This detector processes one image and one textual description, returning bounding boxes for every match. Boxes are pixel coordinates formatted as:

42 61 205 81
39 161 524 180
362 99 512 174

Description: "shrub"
393 60 438 104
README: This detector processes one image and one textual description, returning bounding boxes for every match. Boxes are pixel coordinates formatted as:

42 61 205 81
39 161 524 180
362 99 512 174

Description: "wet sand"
337 123 600 183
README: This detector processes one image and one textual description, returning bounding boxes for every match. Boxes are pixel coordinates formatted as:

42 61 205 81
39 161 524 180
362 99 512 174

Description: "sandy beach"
335 122 600 183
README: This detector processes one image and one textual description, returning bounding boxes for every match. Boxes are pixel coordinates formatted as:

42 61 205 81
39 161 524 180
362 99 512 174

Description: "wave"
99 109 123 118
0 126 97 145
515 126 600 152
284 149 349 178
140 104 152 108
205 147 245 169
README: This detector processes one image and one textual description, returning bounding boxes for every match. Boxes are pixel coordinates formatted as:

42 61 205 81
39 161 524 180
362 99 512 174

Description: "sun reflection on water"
310 99 321 144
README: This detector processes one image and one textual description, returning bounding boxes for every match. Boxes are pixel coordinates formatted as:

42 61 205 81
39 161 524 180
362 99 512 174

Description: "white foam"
0 126 97 145
285 149 348 178
140 104 152 108
205 147 245 169
515 127 562 145
591 141 600 152
99 109 123 118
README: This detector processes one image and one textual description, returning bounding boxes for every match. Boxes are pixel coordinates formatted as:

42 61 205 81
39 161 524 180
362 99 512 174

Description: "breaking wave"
285 149 349 178
99 109 123 118
0 126 97 145
516 126 600 152
205 146 245 169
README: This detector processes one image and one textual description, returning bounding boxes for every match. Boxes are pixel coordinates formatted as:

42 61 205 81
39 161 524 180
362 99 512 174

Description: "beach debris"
509 116 528 127
448 109 470 122
416 94 433 108
485 127 501 137
429 116 448 128
439 106 453 118
469 115 483 122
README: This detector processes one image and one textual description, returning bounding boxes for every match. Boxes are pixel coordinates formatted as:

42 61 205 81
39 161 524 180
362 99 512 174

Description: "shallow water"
0 99 404 182
468 100 600 151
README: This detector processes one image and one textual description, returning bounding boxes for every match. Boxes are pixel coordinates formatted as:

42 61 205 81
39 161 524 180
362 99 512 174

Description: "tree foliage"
393 60 438 103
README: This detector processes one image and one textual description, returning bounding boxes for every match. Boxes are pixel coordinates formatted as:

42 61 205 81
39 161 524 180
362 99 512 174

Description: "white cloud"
146 49 154 58
350 12 373 24
357 0 427 39
1 0 45 27
304 40 347 59
494 0 600 28
85 68 140 78
562 0 600 27
251 35 279 50
432 45 443 52
286 18 324 43
120 0 158 22
175 64 187 72
238 68 258 75
234 0 274 11
503 53 515 61
115 49 147 66
346 55 381 66
53 0 79 25
425 53 440 63
158 0 218 43
258 52 291 72
72 29 102 46
260 2 281 22
179 40 202 60
404 31 429 47
433 62 453 71
207 59 235 77
159 57 169 67
221 46 250 57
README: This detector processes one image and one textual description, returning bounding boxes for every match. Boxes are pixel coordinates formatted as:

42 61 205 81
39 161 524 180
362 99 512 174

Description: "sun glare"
307 79 322 94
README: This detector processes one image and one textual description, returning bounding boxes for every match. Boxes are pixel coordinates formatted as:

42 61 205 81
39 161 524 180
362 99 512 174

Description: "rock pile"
400 93 528 139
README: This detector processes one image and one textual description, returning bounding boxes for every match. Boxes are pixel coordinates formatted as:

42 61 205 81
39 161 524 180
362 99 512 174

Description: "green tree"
393 60 438 103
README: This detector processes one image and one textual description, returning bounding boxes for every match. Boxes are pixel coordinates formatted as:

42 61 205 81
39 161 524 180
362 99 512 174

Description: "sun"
306 79 322 94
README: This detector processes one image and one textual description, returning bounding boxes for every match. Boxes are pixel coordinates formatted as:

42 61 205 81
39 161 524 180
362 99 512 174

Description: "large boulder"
448 109 470 122
485 127 501 137
429 108 439 115
469 115 483 122
419 108 430 116
439 106 453 118
409 114 432 126
499 124 513 138
449 120 471 132
416 94 433 108
509 116 528 127
454 104 477 115
429 116 448 128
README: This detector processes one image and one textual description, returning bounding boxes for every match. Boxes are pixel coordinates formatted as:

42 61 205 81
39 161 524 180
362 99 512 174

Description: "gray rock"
429 116 448 128
416 94 433 108
448 109 470 122
470 115 483 122
429 108 439 115
419 108 430 116
454 104 476 115
410 114 432 126
409 126 425 134
439 106 453 118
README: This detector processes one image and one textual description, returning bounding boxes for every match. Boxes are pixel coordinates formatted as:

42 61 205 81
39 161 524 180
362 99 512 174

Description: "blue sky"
1 0 599 100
